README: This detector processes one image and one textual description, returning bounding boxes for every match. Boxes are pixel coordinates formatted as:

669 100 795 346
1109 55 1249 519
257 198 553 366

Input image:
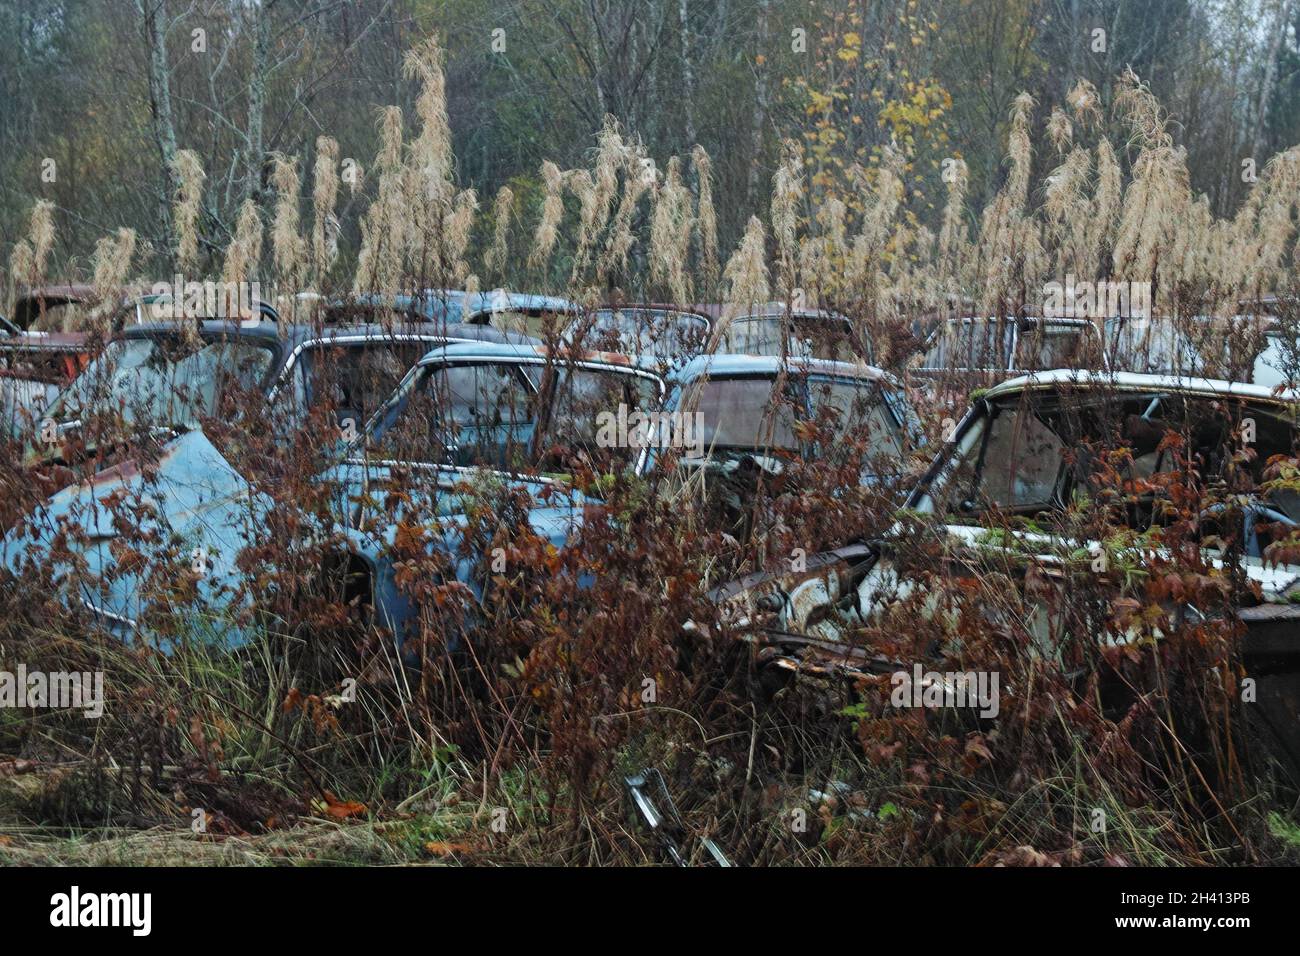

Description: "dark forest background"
2 0 1298 279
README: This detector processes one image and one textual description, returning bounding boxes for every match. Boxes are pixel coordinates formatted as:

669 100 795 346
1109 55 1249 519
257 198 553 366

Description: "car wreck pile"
6 36 1300 862
3 282 1300 863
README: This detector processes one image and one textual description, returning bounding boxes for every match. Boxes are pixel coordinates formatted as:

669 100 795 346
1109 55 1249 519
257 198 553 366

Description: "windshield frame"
585 307 711 356
918 317 1017 373
722 311 864 361
906 384 1300 523
41 327 285 430
352 353 667 478
654 368 909 472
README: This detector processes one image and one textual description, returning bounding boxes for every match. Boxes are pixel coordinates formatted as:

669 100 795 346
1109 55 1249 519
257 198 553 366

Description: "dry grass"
7 55 1300 869
172 149 205 273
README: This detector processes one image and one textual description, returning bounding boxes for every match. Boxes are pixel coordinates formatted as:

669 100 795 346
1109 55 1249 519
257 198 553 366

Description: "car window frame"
356 353 666 474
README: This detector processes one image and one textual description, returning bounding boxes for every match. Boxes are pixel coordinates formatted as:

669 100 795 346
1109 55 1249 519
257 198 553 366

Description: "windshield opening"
688 376 800 453
720 314 862 362
582 308 709 357
1103 318 1201 375
20 301 94 334
486 310 571 340
44 334 275 431
937 391 1300 527
1013 324 1100 370
808 378 907 459
923 320 1015 370
366 360 659 478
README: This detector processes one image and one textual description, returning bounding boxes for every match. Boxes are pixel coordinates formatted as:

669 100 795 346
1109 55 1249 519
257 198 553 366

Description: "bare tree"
138 0 180 267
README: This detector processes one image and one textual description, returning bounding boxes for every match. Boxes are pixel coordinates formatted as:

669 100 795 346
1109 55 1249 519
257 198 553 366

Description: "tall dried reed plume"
445 188 479 286
6 201 55 320
649 156 694 305
1067 79 1102 130
770 139 805 297
90 227 137 331
171 149 205 272
975 93 1042 309
403 33 467 287
597 140 651 284
311 136 341 285
1112 71 1187 297
711 215 769 350
567 168 601 280
692 145 720 293
354 107 408 295
1043 146 1093 276
270 153 308 305
847 145 905 299
1088 138 1122 277
937 156 970 289
29 200 55 281
221 198 263 332
484 185 515 279
529 160 565 274
403 34 452 179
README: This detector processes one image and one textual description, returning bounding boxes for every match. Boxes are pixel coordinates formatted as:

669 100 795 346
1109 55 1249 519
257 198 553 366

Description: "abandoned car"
3 334 926 656
712 370 1300 780
645 353 921 486
2 339 664 648
23 299 539 470
912 314 1203 395
0 285 107 428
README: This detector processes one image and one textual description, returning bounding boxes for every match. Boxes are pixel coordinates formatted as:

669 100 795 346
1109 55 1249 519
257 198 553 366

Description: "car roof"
671 351 896 386
940 314 1099 327
593 303 712 321
688 302 850 321
413 340 663 374
114 319 535 351
0 330 93 350
10 283 102 331
732 308 852 322
986 368 1300 406
407 289 581 323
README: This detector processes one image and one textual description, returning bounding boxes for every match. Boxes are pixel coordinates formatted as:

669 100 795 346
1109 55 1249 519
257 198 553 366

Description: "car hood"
929 521 1300 603
317 457 590 543
713 518 1300 652
2 429 267 647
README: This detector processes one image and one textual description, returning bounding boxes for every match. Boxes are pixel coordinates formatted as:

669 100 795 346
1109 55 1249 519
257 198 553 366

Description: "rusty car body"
3 339 665 650
711 370 1300 780
0 285 104 427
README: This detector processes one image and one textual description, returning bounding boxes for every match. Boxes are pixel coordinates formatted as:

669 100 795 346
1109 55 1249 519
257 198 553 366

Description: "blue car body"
4 340 658 651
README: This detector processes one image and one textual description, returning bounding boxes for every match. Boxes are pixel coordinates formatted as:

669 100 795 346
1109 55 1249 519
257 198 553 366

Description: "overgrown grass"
5 44 1300 866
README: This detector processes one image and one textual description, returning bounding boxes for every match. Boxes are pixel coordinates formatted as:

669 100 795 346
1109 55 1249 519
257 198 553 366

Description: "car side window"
303 342 430 426
809 379 902 451
1015 325 1101 371
925 322 1014 370
974 407 1064 509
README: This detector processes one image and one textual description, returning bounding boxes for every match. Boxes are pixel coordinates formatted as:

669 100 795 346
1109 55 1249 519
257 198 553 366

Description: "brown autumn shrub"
5 55 1300 864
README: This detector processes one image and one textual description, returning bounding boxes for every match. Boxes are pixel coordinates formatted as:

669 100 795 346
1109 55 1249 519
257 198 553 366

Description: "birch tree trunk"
245 0 273 208
1253 0 1294 162
679 0 697 146
747 0 770 210
138 0 178 269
